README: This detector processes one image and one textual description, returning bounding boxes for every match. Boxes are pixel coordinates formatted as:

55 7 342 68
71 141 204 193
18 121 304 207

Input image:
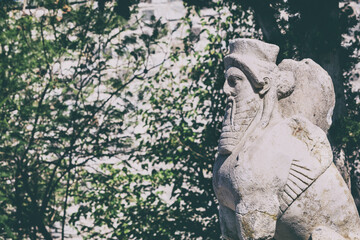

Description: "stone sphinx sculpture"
212 39 360 240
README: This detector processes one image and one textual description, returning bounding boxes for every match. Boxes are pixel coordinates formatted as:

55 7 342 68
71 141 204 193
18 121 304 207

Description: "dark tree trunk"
292 0 351 186
294 0 346 123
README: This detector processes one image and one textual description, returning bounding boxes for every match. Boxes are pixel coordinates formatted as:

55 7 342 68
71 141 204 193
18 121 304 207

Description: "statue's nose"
223 79 231 97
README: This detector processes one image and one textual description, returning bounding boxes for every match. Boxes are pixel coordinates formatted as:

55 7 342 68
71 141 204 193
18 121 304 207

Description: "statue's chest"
213 154 240 210
213 150 261 209
213 138 291 210
213 154 238 189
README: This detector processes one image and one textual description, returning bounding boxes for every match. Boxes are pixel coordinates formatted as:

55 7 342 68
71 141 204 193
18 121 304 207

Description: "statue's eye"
228 77 236 87
228 75 241 87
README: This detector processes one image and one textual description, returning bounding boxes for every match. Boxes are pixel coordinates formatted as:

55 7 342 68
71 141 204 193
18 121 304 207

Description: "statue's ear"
259 76 277 128
259 77 271 95
260 85 277 128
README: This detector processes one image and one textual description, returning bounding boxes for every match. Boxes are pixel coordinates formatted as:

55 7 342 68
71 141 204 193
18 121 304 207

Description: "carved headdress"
223 38 335 132
224 39 295 127
224 39 279 90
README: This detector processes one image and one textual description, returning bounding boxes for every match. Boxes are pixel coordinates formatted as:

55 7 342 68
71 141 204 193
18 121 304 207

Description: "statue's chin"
218 130 241 155
218 131 240 155
218 145 233 155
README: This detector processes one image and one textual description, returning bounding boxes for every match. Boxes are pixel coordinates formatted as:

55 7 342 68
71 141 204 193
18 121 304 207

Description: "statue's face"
223 67 255 102
218 67 259 155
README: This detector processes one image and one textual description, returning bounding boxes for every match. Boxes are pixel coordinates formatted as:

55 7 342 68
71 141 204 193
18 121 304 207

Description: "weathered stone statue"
213 39 360 240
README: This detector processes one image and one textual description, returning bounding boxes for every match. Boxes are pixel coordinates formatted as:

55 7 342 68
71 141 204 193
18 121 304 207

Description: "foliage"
0 0 165 239
68 2 258 239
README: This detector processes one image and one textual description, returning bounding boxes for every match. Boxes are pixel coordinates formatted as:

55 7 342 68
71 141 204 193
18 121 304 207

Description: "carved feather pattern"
279 159 315 214
278 117 333 216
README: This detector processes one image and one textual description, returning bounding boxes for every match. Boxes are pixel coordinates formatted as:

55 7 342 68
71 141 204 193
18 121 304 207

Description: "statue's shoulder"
272 115 334 214
237 115 333 194
268 115 333 167
243 115 332 169
283 115 332 159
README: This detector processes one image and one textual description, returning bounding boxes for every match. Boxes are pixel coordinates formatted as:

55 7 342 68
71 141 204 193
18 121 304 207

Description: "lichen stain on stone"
291 122 305 139
261 210 278 221
241 219 254 239
335 171 345 188
290 120 313 150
